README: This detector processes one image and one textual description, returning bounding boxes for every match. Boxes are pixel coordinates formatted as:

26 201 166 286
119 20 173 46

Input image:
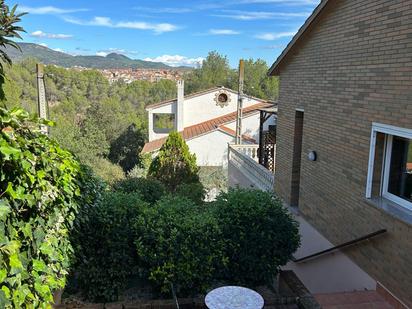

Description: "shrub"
148 132 199 191
70 191 146 302
91 157 125 185
175 182 205 204
113 177 166 204
212 189 300 285
134 196 225 295
127 153 152 179
0 108 83 307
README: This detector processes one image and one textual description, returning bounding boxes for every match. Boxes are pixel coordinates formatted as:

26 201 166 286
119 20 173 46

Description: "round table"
205 286 264 309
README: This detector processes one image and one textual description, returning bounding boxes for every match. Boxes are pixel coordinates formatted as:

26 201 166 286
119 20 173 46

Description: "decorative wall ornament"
214 90 231 108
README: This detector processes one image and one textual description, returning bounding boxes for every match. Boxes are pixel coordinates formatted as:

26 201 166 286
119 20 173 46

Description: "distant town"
72 66 188 83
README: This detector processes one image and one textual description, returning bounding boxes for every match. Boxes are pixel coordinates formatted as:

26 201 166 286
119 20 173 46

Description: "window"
382 135 412 207
366 123 412 211
218 93 228 103
153 113 175 133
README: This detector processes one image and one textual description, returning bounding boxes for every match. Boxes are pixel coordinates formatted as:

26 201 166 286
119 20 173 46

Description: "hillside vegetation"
1 52 278 182
1 43 179 69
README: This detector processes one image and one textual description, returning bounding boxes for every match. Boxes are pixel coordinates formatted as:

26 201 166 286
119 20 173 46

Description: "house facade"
142 80 275 166
269 0 412 306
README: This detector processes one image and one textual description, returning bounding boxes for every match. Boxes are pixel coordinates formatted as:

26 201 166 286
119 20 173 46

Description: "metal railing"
228 144 275 192
292 229 387 263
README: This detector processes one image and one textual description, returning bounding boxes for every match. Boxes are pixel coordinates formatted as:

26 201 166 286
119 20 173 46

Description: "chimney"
176 80 184 132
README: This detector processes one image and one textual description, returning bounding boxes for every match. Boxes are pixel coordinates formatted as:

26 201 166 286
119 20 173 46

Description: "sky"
15 0 320 68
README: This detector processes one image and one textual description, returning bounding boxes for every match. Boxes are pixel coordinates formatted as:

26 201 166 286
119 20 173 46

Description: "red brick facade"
272 0 412 305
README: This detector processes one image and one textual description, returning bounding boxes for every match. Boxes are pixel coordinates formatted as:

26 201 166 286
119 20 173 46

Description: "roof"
268 0 330 76
145 86 269 110
218 126 257 144
142 102 273 153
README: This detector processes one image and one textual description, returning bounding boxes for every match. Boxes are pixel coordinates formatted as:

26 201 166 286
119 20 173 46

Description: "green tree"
108 124 146 173
148 131 199 191
0 0 25 101
244 58 279 100
185 51 237 94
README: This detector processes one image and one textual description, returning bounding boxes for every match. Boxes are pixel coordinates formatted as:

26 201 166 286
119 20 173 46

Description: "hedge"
134 196 225 295
212 189 301 285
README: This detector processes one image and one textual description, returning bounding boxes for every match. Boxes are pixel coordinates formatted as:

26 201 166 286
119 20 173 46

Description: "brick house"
268 0 412 306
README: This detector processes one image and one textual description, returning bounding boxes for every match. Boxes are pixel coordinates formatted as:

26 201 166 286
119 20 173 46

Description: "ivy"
0 107 83 308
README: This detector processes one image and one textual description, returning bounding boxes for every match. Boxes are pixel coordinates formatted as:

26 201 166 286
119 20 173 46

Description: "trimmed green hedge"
113 177 166 204
134 196 225 295
0 108 83 307
69 191 147 302
133 189 300 295
212 189 300 285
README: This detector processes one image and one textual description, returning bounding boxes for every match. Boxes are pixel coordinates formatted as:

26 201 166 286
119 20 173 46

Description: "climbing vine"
0 107 82 308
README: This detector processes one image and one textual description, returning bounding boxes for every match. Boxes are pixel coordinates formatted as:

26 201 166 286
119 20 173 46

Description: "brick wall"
274 0 412 305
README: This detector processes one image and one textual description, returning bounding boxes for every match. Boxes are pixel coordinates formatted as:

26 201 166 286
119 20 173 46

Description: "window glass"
153 113 175 133
388 136 412 203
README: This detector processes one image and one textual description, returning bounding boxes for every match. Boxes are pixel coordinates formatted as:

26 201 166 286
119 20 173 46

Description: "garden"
0 108 302 308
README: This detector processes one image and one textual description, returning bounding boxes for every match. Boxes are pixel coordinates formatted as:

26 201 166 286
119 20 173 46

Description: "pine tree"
148 131 199 191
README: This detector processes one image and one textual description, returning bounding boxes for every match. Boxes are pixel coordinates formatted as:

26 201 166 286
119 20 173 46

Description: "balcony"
228 144 275 192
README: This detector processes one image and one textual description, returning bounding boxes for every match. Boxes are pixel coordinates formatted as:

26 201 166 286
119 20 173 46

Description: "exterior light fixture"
308 151 317 161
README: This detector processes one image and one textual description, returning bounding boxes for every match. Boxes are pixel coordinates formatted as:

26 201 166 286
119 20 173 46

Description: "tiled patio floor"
315 291 394 309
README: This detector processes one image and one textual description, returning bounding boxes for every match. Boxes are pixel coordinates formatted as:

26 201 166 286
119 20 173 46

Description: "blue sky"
15 0 320 67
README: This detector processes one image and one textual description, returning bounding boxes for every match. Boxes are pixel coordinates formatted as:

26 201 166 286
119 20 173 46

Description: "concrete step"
314 291 394 309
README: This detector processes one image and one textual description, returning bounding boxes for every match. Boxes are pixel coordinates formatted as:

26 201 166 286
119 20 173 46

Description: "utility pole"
235 59 244 144
36 63 48 135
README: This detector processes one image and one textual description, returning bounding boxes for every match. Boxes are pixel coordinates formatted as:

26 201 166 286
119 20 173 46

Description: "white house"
142 80 276 166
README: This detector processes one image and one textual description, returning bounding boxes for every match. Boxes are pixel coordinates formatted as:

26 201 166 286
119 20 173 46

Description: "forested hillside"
1 52 278 182
2 43 176 69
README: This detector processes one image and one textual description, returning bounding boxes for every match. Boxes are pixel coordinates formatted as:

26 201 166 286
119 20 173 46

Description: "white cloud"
255 31 296 40
30 30 73 39
96 51 108 57
144 55 205 67
38 43 48 47
209 29 240 35
96 48 139 57
64 16 178 34
52 48 65 53
213 10 311 20
18 5 88 15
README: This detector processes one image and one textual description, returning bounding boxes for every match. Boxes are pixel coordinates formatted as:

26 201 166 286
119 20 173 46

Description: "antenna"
36 63 49 135
235 59 244 144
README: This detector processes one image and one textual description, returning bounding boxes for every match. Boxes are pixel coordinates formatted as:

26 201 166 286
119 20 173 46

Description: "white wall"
226 113 277 142
183 90 263 128
187 131 233 166
186 130 254 166
147 89 266 142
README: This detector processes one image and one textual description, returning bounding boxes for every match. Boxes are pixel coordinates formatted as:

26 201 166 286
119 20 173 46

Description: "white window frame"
366 123 412 210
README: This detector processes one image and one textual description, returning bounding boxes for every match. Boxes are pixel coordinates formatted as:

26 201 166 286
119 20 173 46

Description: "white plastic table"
205 286 264 309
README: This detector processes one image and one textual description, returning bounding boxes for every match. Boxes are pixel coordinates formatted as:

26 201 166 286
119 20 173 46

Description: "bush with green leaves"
148 131 199 192
113 177 166 205
69 191 146 302
0 107 83 307
134 196 225 295
211 189 300 285
175 182 205 204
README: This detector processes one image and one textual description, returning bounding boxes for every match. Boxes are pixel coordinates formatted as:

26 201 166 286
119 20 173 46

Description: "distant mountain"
3 43 181 70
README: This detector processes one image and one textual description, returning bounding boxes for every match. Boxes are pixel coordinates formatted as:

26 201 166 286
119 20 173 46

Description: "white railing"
230 144 259 162
228 144 275 192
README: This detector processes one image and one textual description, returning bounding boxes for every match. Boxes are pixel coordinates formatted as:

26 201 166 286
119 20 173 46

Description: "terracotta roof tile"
218 125 257 144
142 102 273 153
